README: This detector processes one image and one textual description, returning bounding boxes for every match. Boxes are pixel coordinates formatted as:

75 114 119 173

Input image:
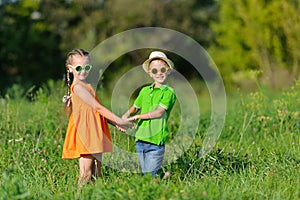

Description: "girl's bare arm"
74 84 131 126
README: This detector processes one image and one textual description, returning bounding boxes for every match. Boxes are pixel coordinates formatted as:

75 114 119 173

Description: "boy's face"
148 59 170 85
67 55 90 82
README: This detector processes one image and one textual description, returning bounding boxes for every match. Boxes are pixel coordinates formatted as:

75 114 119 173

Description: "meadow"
0 79 299 200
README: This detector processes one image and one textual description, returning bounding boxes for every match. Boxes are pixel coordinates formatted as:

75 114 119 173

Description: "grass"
0 79 299 199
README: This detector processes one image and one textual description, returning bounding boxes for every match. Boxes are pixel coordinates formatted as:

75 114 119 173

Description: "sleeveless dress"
62 81 112 159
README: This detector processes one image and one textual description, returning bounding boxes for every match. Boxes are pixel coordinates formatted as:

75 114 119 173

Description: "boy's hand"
128 115 139 121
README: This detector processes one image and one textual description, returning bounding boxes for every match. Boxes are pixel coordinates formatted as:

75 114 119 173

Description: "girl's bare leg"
92 153 102 180
78 155 94 187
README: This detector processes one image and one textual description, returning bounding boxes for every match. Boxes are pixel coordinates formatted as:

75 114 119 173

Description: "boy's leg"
136 141 146 174
144 144 165 176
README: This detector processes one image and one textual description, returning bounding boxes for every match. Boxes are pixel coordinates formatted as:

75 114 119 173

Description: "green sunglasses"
70 64 92 72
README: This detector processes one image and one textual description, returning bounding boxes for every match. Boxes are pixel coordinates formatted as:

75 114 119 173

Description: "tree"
0 0 64 95
0 0 218 95
36 0 218 87
209 0 300 90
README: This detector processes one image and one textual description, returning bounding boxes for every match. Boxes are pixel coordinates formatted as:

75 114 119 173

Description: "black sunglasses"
150 67 168 74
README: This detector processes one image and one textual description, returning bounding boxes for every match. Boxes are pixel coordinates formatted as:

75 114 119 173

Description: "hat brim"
142 57 174 72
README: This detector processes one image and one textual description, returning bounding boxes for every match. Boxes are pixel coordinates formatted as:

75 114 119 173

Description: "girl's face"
148 59 170 86
68 55 90 82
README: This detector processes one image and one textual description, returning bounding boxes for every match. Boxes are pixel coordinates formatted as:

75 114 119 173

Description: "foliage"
0 0 65 94
0 0 216 95
0 79 299 199
209 0 300 90
1 0 300 95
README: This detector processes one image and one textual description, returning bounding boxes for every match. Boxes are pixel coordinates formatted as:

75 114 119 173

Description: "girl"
62 49 131 186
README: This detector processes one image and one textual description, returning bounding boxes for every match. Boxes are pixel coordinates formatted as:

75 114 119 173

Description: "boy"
122 51 176 176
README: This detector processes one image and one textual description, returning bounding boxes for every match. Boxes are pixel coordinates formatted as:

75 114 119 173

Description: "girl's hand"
119 119 135 128
115 125 127 133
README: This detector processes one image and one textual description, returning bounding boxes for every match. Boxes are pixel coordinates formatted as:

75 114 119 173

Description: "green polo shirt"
133 83 176 145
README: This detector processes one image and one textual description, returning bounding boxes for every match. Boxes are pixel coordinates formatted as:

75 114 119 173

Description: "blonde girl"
62 49 131 186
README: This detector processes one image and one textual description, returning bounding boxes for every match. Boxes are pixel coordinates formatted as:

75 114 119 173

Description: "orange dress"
62 81 112 159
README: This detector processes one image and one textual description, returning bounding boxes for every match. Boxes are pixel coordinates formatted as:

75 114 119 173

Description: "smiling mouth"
155 74 165 77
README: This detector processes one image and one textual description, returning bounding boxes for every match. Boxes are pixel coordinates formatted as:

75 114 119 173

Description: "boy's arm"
128 106 166 121
128 89 176 121
122 106 139 119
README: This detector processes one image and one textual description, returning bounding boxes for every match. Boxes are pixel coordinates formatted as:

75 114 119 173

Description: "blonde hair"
63 49 90 118
66 48 90 66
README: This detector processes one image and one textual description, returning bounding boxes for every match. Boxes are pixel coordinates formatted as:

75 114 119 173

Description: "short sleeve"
159 89 176 110
133 87 145 109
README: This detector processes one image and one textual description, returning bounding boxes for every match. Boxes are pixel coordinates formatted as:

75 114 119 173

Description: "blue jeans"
136 141 165 177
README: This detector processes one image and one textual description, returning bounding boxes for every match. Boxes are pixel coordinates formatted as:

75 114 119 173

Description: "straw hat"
142 51 174 72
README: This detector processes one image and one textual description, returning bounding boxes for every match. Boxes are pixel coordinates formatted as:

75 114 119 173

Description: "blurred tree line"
0 0 299 95
210 0 300 90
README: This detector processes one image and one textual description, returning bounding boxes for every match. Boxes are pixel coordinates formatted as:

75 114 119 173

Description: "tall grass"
0 79 299 199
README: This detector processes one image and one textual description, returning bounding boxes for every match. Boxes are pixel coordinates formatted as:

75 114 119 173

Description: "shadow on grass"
161 145 252 180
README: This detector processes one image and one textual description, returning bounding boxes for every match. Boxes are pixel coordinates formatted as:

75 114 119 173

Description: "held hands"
116 118 135 132
122 113 140 122
117 114 139 132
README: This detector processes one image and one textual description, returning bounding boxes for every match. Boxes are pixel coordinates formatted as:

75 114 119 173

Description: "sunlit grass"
0 80 299 199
